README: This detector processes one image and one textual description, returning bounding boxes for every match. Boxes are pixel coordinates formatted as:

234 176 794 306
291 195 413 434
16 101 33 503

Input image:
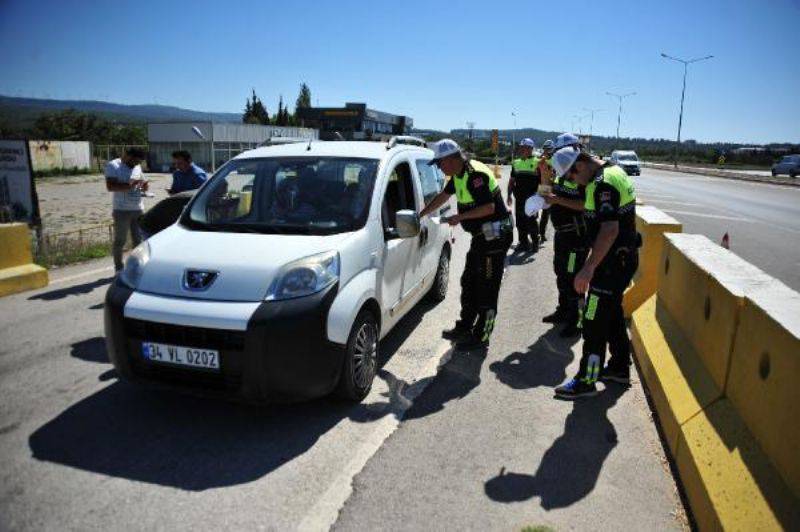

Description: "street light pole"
606 91 636 138
661 52 713 168
511 111 517 160
582 108 603 138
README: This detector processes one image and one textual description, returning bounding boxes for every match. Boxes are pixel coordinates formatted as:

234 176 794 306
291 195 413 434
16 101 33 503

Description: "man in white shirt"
105 147 148 271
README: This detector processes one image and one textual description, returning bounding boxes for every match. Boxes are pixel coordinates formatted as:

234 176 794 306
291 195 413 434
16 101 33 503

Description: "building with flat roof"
296 103 413 141
147 122 318 172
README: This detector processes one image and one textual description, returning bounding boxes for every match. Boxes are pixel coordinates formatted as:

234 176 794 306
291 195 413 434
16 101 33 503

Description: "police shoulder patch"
600 191 612 201
472 175 485 187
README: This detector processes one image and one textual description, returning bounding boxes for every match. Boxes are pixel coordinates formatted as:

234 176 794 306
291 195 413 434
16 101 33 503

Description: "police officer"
420 139 513 350
506 138 540 252
549 148 639 398
539 140 588 337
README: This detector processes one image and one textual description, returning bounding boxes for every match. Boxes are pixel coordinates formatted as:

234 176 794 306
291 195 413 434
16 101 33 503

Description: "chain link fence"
33 223 117 268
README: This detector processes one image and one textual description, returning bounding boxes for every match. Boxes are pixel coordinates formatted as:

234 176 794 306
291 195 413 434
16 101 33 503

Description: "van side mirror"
395 210 420 238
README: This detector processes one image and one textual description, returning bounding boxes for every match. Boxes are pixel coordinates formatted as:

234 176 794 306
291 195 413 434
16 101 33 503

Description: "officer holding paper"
420 139 512 350
548 148 639 399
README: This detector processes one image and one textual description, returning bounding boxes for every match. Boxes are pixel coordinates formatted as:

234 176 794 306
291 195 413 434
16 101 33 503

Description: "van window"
415 159 444 204
382 161 417 237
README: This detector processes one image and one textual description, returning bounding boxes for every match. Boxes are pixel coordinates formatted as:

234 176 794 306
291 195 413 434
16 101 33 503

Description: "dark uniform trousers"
553 229 589 322
539 209 550 241
577 248 639 383
459 231 513 341
513 189 539 246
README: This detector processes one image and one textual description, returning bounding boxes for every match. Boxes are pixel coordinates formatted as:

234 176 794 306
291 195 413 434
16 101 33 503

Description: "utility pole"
661 52 714 168
606 91 636 138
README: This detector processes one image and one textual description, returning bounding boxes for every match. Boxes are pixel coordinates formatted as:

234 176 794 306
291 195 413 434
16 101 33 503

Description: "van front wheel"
427 248 450 303
334 310 379 402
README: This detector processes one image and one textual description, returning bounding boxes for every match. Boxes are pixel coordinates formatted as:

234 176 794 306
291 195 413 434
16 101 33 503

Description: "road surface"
0 224 683 530
634 167 800 291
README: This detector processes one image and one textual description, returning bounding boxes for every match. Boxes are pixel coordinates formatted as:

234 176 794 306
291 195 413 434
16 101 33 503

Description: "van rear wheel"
334 309 379 402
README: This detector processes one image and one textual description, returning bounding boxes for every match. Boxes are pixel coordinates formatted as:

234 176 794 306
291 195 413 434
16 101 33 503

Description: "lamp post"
661 52 714 167
606 91 636 138
581 108 603 137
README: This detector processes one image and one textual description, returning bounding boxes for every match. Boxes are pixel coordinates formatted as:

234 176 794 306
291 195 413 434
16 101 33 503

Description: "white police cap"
551 147 580 177
519 138 536 148
428 138 462 165
554 133 580 149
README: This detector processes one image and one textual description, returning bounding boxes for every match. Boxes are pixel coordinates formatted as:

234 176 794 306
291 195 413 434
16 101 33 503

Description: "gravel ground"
36 173 172 235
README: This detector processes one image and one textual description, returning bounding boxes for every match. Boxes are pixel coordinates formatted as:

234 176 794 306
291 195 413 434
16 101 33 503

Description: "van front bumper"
104 279 344 402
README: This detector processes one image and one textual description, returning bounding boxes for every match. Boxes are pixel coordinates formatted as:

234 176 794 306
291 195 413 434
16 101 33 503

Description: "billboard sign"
0 140 40 225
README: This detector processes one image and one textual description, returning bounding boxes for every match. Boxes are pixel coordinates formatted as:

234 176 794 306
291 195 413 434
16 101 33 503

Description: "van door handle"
419 226 428 247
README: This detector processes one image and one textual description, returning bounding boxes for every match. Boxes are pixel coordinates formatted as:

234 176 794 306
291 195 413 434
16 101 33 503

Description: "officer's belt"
554 217 587 235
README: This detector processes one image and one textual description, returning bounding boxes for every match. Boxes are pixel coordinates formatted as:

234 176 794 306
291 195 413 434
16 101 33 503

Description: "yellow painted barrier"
623 206 682 317
658 233 772 391
631 232 800 530
727 281 800 499
0 223 48 297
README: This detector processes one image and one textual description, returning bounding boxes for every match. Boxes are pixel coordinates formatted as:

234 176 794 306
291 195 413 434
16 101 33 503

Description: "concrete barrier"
726 281 800 499
631 232 800 530
0 223 48 297
622 206 681 317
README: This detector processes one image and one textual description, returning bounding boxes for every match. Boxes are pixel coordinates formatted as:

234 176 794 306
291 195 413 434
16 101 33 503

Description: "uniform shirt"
170 163 208 194
510 156 540 198
105 158 144 211
585 163 637 249
444 159 509 234
550 175 586 229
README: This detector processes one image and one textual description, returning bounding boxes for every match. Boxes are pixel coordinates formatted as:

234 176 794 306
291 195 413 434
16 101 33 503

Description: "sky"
1 0 798 144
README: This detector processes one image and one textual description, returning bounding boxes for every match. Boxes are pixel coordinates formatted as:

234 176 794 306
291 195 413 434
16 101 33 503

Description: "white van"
104 137 451 402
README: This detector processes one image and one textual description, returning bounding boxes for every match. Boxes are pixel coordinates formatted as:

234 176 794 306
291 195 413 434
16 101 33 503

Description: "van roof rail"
386 135 428 150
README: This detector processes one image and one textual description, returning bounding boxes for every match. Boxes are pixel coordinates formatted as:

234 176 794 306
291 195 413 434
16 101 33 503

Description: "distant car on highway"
771 154 800 178
105 137 451 403
609 150 641 176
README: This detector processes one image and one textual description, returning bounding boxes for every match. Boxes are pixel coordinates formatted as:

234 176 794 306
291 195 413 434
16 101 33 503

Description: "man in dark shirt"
420 139 512 350
169 150 207 195
548 148 639 399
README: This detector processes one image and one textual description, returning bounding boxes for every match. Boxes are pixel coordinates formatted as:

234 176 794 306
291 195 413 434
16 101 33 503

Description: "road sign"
0 140 40 226
491 129 498 154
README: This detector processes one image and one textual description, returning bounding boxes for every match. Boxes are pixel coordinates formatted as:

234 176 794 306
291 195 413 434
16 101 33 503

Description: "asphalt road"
633 168 800 291
0 217 683 530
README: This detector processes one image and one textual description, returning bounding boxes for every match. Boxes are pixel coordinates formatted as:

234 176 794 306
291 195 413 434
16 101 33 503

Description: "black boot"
442 322 473 341
542 310 567 323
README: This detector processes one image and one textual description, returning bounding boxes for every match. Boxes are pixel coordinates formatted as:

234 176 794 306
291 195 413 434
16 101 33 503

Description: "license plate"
141 342 220 371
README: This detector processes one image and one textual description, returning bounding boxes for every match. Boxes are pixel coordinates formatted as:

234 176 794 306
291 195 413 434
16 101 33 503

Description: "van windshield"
617 153 638 161
182 157 379 235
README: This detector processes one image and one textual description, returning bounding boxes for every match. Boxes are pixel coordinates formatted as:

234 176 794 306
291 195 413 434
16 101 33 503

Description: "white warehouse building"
147 122 318 172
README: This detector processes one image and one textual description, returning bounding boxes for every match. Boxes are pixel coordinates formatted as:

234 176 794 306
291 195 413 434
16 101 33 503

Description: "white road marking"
298 340 453 532
661 209 749 222
49 266 115 285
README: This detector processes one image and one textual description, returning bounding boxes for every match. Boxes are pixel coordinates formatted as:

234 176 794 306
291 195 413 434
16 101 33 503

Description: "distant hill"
0 95 241 129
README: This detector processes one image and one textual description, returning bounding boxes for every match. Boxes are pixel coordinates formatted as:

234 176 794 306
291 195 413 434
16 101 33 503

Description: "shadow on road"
489 328 579 390
70 337 109 363
29 276 114 301
29 294 447 491
483 385 625 509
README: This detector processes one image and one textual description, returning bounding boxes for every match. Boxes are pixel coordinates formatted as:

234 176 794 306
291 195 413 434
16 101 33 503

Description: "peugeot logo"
183 269 218 291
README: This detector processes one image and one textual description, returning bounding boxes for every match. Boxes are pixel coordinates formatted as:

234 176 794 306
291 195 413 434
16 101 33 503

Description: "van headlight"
265 251 340 301
119 241 150 289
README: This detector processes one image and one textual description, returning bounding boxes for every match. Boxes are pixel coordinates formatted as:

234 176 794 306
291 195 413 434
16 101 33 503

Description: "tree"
30 109 145 145
274 95 290 126
242 89 269 125
295 82 311 113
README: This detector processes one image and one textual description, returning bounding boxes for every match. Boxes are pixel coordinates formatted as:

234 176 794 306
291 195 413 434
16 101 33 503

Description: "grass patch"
521 527 556 532
34 166 96 178
35 240 111 269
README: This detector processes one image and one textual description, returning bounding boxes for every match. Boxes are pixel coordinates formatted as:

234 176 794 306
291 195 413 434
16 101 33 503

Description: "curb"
641 163 800 187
